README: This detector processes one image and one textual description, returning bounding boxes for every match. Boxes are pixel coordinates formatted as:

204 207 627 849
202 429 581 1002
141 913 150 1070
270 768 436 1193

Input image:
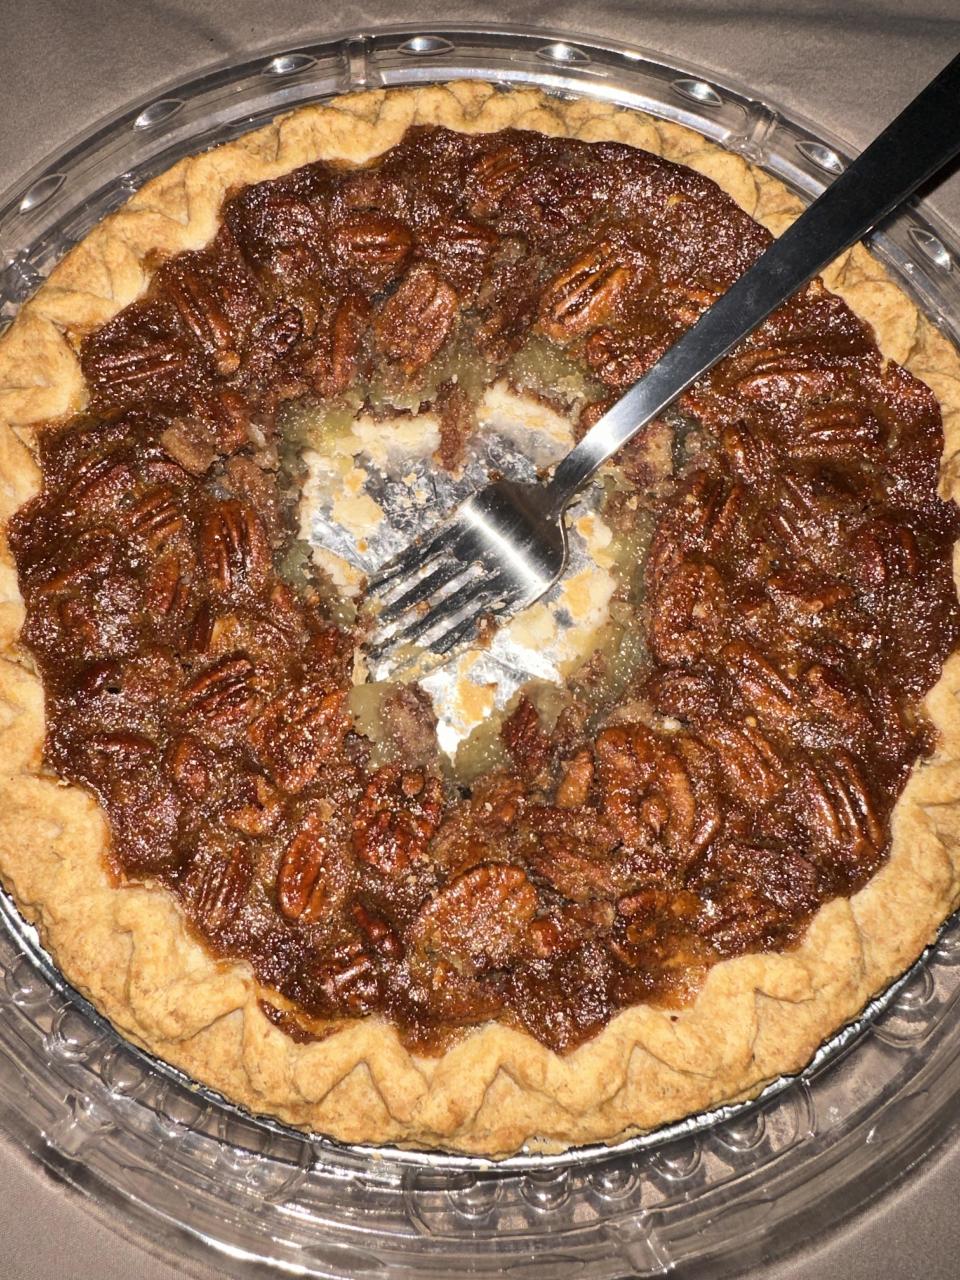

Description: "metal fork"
368 53 960 664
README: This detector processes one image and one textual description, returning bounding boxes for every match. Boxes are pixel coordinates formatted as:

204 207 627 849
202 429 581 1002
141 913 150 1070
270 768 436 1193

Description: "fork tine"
377 555 474 624
367 523 452 593
431 602 505 656
384 570 495 651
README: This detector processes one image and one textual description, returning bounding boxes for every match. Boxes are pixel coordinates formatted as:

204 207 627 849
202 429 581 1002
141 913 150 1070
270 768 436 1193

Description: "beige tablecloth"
2 2 960 1277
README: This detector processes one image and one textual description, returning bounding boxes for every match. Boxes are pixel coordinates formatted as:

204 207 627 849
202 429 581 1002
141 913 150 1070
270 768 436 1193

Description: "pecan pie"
1 83 960 1156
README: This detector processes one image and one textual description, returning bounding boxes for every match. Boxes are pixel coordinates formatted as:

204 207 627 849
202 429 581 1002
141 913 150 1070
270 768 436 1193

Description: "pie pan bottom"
2 21 960 1279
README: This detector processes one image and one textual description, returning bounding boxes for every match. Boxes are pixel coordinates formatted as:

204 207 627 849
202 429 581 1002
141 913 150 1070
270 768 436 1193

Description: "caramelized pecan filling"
10 126 960 1053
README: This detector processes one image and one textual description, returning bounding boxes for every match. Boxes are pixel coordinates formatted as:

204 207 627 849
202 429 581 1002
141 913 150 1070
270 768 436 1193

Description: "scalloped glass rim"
2 20 960 1280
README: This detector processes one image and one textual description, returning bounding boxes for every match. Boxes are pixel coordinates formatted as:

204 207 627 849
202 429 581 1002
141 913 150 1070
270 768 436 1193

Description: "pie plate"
3 21 960 1279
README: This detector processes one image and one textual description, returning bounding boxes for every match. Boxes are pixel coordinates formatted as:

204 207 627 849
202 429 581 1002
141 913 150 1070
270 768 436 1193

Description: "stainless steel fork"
367 53 960 664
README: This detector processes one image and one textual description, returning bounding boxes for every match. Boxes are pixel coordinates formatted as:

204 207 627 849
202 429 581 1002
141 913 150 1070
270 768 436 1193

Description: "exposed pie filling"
10 126 960 1054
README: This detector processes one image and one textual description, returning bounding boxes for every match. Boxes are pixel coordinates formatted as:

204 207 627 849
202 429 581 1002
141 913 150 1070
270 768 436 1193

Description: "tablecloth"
2 2 959 1276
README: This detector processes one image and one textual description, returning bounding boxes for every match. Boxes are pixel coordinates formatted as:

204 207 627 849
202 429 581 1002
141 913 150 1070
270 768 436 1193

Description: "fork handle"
543 51 960 516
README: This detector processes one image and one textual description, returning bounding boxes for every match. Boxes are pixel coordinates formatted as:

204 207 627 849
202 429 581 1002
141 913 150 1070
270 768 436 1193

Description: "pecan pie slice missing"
1 83 959 1155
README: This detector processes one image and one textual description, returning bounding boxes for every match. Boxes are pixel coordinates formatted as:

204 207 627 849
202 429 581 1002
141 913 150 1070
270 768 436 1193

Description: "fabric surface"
2 1 960 1276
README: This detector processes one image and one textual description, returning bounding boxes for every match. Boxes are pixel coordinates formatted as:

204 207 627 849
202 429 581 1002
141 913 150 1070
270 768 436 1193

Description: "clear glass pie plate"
2 21 960 1280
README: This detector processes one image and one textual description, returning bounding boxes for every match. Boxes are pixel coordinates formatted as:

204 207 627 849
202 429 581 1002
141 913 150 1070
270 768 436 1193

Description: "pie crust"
2 81 960 1157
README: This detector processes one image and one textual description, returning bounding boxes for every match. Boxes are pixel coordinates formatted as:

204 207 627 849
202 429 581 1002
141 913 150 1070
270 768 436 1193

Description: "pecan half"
790 401 881 460
277 802 349 923
59 454 134 523
185 837 251 936
199 499 270 594
181 654 262 728
611 887 703 967
81 300 202 410
158 225 263 364
423 218 499 295
312 293 369 399
82 731 157 767
848 516 921 587
647 556 731 665
720 339 864 404
315 941 380 1014
332 213 412 287
596 724 720 863
696 718 784 808
525 900 615 959
689 841 820 953
247 686 347 793
799 664 874 742
525 829 620 902
127 486 184 547
373 264 458 372
720 639 798 727
500 696 552 781
466 143 525 217
795 751 883 864
224 178 330 282
765 569 852 620
163 262 236 355
352 765 444 875
429 217 499 258
679 472 747 551
352 903 403 960
33 532 117 597
412 863 538 976
538 243 633 343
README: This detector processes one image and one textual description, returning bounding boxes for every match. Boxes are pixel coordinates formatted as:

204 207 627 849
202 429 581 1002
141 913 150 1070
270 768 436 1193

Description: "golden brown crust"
1 81 960 1156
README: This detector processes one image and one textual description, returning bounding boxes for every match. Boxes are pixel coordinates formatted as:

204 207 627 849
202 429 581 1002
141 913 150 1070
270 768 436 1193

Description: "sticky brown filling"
9 125 960 1054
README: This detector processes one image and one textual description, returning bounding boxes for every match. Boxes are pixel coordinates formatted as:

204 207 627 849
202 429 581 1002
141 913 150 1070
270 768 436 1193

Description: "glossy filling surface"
10 126 960 1053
